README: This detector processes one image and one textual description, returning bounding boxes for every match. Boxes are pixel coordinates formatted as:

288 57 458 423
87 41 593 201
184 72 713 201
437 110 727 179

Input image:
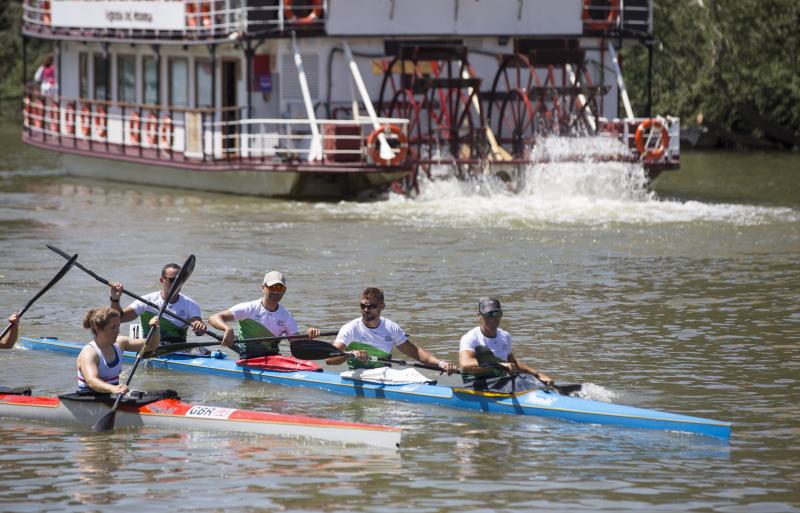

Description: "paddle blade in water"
92 410 116 432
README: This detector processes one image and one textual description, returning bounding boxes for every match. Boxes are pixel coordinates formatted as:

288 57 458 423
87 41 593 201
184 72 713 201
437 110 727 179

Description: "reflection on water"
1 126 799 512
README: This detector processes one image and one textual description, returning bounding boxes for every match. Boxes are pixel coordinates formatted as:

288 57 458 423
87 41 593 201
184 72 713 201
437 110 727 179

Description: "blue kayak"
18 337 732 439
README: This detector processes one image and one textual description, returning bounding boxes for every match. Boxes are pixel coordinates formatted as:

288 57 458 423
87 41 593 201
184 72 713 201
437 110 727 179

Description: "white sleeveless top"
77 341 122 392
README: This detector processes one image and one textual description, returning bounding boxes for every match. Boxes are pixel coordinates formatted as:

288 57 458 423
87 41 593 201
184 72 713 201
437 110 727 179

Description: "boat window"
93 53 110 101
79 53 89 99
169 58 189 107
118 55 136 103
196 59 213 108
143 57 159 105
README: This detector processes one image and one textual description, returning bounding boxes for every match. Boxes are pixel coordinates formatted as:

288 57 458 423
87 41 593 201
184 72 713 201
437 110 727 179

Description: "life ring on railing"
47 102 60 132
79 105 91 136
634 119 669 160
41 1 51 25
64 104 75 134
128 112 141 144
582 0 619 31
159 117 173 148
31 99 44 129
94 107 107 138
186 1 211 28
23 96 31 127
367 125 408 166
144 112 158 145
284 0 323 25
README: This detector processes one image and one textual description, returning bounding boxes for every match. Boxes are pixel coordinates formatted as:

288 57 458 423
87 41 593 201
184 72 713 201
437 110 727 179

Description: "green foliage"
621 0 800 145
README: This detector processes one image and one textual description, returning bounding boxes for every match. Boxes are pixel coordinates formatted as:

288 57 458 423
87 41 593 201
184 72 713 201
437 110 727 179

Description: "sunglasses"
266 283 286 292
481 311 502 318
360 303 378 310
161 276 177 283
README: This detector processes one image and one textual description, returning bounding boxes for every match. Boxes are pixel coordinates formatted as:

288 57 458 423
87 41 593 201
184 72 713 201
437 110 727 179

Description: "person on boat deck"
0 313 21 349
326 287 457 374
77 307 160 394
208 271 320 359
109 263 207 344
459 297 554 386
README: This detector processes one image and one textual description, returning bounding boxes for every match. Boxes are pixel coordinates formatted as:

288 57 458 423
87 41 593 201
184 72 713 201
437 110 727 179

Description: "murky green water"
1 123 799 512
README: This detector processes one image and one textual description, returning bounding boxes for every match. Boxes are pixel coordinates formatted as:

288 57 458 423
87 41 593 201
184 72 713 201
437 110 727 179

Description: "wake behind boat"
0 388 401 449
19 337 732 440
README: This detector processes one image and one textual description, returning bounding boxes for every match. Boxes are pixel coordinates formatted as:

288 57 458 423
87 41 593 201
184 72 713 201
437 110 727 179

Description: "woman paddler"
77 307 160 395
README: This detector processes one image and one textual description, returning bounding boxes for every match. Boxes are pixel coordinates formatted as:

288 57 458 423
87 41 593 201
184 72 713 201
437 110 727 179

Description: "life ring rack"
634 118 670 160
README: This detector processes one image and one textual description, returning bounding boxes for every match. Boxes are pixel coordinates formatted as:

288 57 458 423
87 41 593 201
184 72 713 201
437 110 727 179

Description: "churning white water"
323 136 798 228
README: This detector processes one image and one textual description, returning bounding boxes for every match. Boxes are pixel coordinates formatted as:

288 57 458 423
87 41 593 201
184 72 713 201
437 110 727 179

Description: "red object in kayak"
236 355 321 372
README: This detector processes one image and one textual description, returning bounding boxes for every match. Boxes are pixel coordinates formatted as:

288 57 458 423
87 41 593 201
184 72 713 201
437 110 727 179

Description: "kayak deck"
0 392 401 449
17 337 732 440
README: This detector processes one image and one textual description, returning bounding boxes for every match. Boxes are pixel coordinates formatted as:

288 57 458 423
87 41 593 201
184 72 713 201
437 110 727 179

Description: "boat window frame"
142 55 160 106
93 52 111 101
78 52 89 99
168 57 190 108
117 54 137 104
195 58 213 108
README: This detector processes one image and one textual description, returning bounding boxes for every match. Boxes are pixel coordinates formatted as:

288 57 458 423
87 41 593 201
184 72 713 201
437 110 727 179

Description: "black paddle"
143 331 340 358
290 339 582 395
47 244 224 342
0 253 78 343
92 254 196 432
472 346 582 396
289 338 454 374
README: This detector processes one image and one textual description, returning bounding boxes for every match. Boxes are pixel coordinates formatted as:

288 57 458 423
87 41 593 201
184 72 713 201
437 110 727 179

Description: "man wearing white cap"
208 271 320 358
459 297 554 387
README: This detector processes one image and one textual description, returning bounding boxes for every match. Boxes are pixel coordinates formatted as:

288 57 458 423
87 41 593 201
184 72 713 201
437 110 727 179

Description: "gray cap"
478 297 502 315
263 271 286 287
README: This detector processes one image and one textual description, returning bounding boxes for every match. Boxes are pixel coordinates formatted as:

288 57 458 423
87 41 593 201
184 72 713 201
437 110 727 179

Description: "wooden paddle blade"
289 339 344 360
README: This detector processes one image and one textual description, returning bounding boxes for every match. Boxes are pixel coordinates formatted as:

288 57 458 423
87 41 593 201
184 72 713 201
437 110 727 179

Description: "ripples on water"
1 133 799 512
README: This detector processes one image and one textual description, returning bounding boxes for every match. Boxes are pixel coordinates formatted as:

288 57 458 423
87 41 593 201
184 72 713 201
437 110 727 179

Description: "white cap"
263 271 286 287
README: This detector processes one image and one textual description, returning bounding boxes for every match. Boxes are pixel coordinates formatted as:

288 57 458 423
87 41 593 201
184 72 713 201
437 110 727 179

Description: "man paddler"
109 263 207 344
459 297 554 389
208 271 319 359
326 287 457 374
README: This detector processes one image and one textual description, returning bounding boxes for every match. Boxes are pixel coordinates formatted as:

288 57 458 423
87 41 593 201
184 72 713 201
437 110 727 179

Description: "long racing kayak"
0 389 401 449
17 337 732 439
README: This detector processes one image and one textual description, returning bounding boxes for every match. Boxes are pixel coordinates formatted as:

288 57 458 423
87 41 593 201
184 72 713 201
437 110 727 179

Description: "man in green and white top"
109 263 207 344
327 287 457 374
209 271 320 358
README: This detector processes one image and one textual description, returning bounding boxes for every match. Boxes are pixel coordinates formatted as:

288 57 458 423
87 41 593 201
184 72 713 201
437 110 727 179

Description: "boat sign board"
326 0 582 36
51 0 186 31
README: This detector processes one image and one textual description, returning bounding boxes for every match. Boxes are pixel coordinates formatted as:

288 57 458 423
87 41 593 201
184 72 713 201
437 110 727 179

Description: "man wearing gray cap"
208 271 320 358
459 297 554 387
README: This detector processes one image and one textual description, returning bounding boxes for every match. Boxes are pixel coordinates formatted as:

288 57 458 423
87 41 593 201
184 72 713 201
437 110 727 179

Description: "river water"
1 123 798 512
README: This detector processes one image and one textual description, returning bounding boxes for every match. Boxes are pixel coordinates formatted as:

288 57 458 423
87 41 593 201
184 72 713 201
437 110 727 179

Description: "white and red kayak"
0 391 401 449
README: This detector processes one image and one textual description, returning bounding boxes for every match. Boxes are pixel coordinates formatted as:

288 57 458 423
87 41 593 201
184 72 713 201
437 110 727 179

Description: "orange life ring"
31 99 44 129
47 102 60 132
64 104 76 135
128 112 141 144
94 107 107 138
79 105 91 136
284 0 323 25
41 1 51 25
367 125 408 166
634 119 670 160
144 112 158 145
186 1 211 28
582 0 619 31
159 117 173 148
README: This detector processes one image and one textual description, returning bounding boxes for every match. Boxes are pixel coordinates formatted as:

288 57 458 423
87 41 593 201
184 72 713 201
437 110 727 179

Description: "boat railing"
599 116 680 167
22 91 410 167
22 0 327 41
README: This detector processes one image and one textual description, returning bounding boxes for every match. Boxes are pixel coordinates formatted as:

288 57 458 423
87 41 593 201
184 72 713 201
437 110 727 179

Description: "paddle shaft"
93 255 196 432
47 245 224 342
290 339 455 373
0 253 78 341
144 332 339 358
